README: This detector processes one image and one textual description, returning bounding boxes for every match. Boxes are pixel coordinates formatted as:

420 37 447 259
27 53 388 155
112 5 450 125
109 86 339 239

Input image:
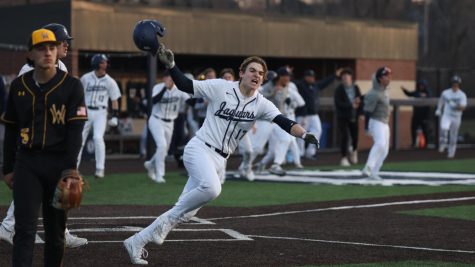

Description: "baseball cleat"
94 169 105 179
0 224 14 245
151 216 173 245
340 157 351 167
154 176 166 183
124 235 148 265
294 163 304 169
269 164 286 176
361 165 372 177
65 232 88 248
144 161 156 180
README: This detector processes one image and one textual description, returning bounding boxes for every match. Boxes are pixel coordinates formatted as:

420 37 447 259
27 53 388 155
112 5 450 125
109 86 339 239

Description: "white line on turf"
248 235 475 254
206 196 475 221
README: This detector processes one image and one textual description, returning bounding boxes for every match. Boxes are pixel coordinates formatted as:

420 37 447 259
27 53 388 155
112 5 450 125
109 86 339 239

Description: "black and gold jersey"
2 69 88 174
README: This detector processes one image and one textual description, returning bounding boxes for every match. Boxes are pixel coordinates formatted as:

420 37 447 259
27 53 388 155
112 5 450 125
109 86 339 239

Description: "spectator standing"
401 79 433 148
334 68 362 166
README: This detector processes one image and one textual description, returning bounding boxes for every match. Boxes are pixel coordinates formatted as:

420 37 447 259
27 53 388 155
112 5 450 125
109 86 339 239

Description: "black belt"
205 142 229 158
87 106 106 110
153 115 172 122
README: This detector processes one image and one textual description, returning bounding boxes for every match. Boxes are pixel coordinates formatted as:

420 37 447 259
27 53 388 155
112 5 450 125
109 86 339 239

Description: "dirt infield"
1 191 474 266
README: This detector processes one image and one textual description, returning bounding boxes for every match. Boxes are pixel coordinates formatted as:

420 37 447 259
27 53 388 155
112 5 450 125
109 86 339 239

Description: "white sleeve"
108 78 121 101
57 60 68 72
180 90 191 101
152 83 165 97
192 79 228 100
18 64 33 76
257 96 281 121
290 89 305 108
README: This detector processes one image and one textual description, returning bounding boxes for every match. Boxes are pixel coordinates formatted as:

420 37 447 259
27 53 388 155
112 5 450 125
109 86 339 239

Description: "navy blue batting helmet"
43 23 73 42
451 75 462 85
133 19 166 55
91 54 108 69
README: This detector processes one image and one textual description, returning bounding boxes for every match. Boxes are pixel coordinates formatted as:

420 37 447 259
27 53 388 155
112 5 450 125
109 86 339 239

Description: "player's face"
30 43 57 70
304 75 315 84
239 62 264 92
341 73 353 86
277 75 290 87
57 41 68 58
451 83 460 91
205 71 216 80
222 72 235 81
380 74 391 87
164 75 174 89
98 60 108 71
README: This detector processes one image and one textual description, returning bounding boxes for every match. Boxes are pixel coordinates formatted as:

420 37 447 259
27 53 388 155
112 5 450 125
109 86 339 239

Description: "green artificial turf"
399 205 475 221
1 158 474 207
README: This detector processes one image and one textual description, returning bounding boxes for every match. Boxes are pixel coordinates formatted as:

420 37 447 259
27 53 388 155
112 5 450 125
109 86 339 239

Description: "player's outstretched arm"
157 44 194 94
273 114 320 149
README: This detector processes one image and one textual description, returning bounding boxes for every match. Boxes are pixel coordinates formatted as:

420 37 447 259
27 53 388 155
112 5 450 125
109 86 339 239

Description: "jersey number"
235 130 247 140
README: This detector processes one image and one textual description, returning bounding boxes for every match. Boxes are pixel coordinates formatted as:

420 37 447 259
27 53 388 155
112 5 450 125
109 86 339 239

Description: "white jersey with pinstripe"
80 71 121 108
151 82 190 120
192 79 280 155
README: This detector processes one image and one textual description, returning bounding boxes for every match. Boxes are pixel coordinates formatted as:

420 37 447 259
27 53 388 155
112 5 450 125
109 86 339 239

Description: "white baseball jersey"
151 83 190 120
18 60 68 76
80 71 121 108
438 88 467 119
192 79 281 155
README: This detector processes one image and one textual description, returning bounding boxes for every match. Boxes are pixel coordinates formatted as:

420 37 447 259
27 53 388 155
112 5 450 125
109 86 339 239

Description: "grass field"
399 205 475 221
1 158 474 206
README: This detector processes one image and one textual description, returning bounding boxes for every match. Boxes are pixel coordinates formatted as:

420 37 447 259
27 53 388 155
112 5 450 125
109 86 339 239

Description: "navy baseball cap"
276 66 290 76
303 69 315 77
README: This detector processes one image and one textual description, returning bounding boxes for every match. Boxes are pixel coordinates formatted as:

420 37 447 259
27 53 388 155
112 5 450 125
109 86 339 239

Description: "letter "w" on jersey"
50 104 66 125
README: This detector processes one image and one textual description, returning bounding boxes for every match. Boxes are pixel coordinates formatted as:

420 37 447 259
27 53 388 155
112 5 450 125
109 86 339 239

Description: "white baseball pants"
365 119 390 176
439 115 461 158
148 117 174 179
136 137 225 242
261 124 292 165
296 114 322 157
77 109 107 171
1 201 15 230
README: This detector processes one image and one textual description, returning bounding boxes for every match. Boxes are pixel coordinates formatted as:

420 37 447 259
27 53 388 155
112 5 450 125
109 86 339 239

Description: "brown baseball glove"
52 169 85 210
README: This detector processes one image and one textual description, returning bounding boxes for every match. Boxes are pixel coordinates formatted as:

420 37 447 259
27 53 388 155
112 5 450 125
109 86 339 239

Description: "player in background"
144 71 190 183
220 67 256 181
258 67 305 175
77 54 121 178
295 68 341 158
18 23 72 76
0 23 88 248
362 67 392 180
435 75 467 158
123 43 319 265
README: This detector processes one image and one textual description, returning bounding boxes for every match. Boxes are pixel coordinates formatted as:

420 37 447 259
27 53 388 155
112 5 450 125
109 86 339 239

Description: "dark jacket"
402 80 433 118
295 75 336 116
334 83 362 121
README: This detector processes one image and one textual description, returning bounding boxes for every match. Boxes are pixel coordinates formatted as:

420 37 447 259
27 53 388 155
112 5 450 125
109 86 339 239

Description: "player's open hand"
303 132 320 150
157 43 175 69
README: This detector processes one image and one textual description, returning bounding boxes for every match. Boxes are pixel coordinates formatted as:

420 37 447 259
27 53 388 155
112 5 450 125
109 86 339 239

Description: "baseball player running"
0 23 88 248
124 41 319 265
435 75 467 158
144 71 190 183
77 54 121 178
362 67 392 180
220 68 256 181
